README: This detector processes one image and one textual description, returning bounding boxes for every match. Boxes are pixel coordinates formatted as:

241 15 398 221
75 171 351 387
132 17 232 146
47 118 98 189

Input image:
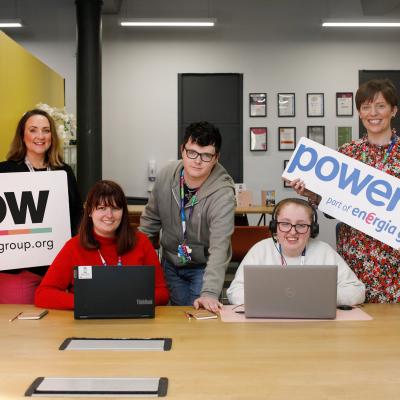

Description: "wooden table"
128 205 274 225
1 304 400 399
128 204 146 216
235 205 274 225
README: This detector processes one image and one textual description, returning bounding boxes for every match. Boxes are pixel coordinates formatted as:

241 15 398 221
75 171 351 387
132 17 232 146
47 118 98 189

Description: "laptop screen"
244 265 338 319
73 266 155 319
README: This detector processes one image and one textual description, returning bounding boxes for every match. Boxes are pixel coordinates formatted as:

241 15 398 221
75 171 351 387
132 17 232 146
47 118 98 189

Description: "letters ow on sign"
0 171 71 271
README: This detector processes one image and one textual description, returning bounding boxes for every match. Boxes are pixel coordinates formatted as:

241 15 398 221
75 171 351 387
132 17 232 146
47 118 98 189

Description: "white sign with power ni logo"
283 137 400 250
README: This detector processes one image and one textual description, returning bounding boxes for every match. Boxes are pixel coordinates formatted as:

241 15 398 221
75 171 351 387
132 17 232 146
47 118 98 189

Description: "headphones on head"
269 198 319 239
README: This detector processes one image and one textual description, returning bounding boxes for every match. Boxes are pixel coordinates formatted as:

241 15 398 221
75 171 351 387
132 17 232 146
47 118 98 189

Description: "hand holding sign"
283 137 400 250
286 177 321 206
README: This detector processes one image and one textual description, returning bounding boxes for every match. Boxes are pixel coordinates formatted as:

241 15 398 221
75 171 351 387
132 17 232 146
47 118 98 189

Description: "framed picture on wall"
336 126 352 147
307 93 324 117
278 127 296 150
249 93 267 117
336 92 353 116
278 93 295 117
250 127 267 151
307 125 325 145
283 160 291 188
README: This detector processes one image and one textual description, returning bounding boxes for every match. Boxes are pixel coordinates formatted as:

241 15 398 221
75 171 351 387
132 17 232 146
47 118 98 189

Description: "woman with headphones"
227 198 365 306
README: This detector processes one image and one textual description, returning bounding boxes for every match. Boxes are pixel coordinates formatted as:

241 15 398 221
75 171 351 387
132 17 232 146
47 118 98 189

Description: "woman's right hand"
286 178 321 205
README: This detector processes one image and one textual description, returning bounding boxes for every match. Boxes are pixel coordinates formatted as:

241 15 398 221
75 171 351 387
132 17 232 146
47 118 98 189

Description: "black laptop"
73 266 155 319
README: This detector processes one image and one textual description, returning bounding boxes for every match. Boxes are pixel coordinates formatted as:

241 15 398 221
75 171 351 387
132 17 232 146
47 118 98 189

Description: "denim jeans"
162 258 205 306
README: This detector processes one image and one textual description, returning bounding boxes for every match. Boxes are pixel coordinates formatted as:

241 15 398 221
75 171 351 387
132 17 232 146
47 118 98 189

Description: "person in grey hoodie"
140 121 235 312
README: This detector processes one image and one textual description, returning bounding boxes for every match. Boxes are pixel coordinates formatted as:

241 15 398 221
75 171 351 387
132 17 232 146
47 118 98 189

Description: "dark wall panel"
178 73 243 183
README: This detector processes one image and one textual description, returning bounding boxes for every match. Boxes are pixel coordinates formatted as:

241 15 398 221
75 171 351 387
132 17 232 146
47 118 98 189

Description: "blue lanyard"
98 250 122 266
361 135 398 170
179 168 198 240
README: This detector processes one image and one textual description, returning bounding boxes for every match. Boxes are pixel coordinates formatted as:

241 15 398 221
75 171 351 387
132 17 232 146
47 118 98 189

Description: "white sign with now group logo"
0 171 71 270
282 137 400 250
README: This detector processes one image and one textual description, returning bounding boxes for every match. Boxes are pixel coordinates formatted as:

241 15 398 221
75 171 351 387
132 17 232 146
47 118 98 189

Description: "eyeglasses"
184 147 216 162
277 222 310 234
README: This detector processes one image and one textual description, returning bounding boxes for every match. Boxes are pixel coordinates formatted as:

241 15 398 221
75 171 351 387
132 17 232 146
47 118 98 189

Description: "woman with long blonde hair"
0 109 82 303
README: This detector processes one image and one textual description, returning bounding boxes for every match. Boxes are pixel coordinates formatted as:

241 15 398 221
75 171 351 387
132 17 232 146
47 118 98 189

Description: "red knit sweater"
34 231 169 309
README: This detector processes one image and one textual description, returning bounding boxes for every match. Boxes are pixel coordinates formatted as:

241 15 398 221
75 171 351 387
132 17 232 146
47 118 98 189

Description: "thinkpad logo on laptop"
137 299 153 305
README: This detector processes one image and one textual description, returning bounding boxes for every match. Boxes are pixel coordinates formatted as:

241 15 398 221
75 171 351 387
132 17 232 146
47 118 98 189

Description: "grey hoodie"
139 160 236 299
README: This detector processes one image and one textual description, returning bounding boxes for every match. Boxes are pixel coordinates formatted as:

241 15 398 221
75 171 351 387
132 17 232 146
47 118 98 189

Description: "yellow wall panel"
0 31 64 161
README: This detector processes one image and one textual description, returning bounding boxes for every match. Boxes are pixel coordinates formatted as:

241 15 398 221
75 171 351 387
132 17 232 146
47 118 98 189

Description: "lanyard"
179 168 199 240
279 245 306 266
98 250 122 266
177 168 199 264
25 158 51 172
361 135 398 171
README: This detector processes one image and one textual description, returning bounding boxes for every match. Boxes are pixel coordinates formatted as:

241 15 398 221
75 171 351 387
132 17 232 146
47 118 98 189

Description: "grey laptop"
244 265 338 319
73 266 155 319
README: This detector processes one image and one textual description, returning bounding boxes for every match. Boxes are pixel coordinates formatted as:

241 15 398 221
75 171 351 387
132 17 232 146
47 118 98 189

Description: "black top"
183 183 199 206
0 159 83 275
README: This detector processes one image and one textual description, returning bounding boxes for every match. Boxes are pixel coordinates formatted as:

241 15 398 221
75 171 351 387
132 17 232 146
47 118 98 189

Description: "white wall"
4 0 400 246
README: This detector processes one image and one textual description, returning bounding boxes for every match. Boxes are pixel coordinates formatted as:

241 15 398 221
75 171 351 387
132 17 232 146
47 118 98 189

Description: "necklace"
25 158 50 172
361 135 398 171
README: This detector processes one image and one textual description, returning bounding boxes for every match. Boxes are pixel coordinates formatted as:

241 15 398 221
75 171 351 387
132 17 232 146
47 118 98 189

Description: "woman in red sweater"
35 180 169 309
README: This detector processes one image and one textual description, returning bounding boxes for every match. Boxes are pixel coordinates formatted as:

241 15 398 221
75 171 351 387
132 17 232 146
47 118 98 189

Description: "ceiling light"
119 18 216 27
322 20 400 28
0 18 23 28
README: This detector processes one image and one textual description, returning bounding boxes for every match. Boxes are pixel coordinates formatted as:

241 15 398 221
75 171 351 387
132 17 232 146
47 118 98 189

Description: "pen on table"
184 311 194 320
9 312 22 322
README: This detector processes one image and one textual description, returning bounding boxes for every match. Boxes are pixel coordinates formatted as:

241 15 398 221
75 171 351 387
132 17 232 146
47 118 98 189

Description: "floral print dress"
338 135 400 303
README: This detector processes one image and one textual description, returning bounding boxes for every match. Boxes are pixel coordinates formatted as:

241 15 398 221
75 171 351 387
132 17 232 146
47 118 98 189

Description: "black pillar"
75 0 103 199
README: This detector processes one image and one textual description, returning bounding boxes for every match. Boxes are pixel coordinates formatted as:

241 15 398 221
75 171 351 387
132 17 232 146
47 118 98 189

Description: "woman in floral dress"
290 79 400 303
